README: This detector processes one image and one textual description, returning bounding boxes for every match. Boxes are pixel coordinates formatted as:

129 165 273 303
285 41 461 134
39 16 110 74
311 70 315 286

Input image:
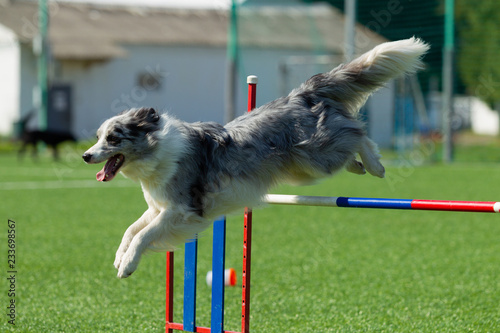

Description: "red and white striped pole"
242 75 257 333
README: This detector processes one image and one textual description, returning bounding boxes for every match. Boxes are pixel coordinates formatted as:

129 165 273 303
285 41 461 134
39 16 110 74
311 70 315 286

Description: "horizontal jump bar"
264 194 500 213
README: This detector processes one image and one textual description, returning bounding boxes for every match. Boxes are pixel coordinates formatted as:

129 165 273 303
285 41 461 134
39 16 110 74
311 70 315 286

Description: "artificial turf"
1 149 500 332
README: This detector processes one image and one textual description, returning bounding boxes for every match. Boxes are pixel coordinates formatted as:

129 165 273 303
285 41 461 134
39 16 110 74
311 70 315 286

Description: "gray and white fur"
83 38 429 278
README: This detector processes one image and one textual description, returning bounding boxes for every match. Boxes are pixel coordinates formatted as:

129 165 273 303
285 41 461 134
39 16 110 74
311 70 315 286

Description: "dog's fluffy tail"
294 37 430 114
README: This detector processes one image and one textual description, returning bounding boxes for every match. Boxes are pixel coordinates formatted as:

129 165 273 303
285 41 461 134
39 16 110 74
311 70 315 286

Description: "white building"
0 0 398 146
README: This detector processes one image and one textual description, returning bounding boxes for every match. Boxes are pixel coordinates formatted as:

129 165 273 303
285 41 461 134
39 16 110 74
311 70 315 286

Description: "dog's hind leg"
113 208 159 270
31 144 39 161
359 137 385 178
18 143 28 161
345 158 366 175
51 144 60 161
116 208 211 278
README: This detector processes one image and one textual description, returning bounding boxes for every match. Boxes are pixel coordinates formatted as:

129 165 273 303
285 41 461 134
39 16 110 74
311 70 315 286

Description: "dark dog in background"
18 130 77 160
16 111 76 160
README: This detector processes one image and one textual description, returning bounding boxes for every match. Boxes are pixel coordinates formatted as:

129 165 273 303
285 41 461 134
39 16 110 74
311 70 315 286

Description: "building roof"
0 0 386 60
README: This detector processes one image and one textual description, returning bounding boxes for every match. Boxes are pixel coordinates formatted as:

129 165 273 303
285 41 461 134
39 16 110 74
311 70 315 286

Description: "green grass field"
1 143 500 332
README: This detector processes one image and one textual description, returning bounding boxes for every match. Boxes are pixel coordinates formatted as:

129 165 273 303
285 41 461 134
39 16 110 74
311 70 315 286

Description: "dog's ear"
135 107 160 124
124 108 161 135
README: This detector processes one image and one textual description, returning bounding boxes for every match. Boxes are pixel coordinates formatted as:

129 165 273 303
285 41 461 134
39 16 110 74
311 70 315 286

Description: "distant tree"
304 0 500 101
456 0 500 105
304 0 444 91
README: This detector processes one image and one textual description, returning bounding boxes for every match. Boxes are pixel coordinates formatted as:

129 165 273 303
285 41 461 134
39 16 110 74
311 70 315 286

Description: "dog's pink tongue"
96 168 106 182
96 156 119 182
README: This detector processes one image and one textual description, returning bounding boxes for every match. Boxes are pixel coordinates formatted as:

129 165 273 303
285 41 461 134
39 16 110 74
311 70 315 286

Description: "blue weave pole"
211 217 227 333
183 238 198 332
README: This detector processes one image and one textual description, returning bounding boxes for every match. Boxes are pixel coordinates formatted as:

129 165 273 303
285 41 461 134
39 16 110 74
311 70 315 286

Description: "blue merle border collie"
82 38 429 278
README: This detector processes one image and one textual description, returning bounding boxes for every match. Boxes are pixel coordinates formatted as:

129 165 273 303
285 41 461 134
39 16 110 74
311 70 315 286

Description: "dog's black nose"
82 153 92 163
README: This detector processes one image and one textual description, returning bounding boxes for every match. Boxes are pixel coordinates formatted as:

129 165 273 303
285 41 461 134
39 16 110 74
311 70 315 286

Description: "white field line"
1 167 97 178
0 179 136 190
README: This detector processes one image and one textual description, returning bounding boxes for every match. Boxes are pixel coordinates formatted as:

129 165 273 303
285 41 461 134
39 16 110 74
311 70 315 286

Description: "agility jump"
165 75 500 333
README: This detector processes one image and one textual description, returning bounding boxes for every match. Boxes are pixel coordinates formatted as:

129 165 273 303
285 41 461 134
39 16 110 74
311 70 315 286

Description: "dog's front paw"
114 250 125 270
116 252 138 279
117 267 134 279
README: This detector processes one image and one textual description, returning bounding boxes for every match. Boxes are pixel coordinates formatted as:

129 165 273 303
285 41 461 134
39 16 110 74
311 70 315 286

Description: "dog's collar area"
96 154 125 182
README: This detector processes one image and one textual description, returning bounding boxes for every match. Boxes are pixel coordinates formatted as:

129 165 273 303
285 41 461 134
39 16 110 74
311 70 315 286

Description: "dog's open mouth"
96 154 125 182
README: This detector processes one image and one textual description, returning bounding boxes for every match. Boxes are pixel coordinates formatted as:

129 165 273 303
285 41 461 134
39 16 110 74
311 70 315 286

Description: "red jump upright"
165 75 258 333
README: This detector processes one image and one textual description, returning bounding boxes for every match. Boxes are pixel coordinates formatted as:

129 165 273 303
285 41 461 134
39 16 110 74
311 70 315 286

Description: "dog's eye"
106 135 121 145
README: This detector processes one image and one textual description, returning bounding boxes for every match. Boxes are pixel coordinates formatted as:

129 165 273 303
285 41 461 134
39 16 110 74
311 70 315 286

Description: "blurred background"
2 2 500 332
1 0 499 162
